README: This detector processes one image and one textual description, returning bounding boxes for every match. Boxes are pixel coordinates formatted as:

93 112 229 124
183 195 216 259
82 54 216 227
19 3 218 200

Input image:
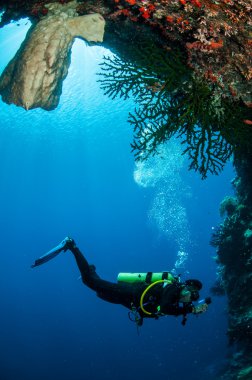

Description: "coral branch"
98 41 248 178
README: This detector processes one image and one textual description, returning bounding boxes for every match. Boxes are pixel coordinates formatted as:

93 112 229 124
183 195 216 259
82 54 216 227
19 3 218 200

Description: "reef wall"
212 153 252 380
0 0 251 111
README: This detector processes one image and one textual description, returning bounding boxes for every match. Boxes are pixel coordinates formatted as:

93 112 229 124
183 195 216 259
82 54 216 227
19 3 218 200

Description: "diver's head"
179 279 202 303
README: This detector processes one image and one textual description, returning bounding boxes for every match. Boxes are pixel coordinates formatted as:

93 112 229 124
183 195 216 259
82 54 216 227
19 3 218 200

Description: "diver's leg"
67 239 134 306
66 239 100 282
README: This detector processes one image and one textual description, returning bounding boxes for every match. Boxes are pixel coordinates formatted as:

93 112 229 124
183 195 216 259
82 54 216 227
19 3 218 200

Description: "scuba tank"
117 272 176 284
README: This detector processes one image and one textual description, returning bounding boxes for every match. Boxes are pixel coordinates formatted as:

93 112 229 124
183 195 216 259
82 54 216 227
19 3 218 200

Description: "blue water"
0 20 234 380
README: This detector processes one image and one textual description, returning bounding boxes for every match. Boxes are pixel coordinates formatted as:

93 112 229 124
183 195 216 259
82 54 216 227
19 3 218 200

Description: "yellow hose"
140 280 169 316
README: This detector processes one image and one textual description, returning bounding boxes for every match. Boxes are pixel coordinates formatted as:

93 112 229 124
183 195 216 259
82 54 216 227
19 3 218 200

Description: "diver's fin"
31 237 72 268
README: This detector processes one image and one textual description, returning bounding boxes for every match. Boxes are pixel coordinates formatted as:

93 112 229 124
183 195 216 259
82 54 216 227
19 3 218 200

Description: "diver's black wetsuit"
69 241 194 320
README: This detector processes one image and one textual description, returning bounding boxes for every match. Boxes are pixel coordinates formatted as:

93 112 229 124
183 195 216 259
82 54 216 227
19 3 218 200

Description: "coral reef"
105 0 252 107
211 154 252 379
0 0 251 108
0 1 105 110
98 40 251 178
219 196 238 217
237 366 252 380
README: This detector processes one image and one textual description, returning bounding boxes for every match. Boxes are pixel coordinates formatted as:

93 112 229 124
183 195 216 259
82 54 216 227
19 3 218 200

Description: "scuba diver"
31 237 211 327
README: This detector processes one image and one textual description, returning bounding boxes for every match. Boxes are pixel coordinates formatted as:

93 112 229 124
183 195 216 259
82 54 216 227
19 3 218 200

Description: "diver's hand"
192 303 208 314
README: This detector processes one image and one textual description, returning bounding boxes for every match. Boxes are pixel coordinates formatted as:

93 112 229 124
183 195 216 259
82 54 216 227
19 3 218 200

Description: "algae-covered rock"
220 196 238 218
237 366 252 379
212 155 252 379
244 229 252 240
0 1 105 110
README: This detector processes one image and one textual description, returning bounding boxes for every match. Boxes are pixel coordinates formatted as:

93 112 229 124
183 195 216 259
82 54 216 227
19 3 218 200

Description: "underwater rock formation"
0 1 105 110
212 154 252 379
0 0 251 108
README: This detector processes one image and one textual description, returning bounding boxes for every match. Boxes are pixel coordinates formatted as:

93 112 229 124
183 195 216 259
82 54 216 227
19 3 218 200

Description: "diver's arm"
159 303 194 316
164 302 209 316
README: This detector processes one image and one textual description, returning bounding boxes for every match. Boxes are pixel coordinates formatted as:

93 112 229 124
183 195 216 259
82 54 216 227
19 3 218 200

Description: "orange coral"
142 11 151 19
209 40 223 49
148 4 156 12
126 0 136 5
205 70 218 82
166 15 174 23
191 0 202 7
121 8 130 15
139 7 151 19
243 120 252 125
108 0 251 104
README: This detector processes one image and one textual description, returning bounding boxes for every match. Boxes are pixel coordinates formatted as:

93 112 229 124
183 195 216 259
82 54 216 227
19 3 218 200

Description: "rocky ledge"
0 1 105 110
